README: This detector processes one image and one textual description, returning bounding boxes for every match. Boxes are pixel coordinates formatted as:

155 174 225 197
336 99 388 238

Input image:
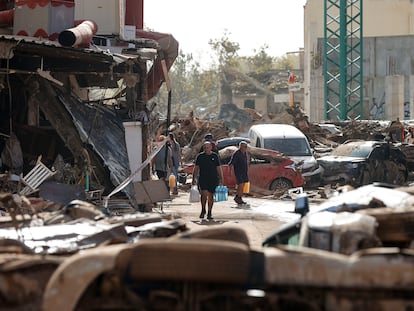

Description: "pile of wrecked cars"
1 182 414 310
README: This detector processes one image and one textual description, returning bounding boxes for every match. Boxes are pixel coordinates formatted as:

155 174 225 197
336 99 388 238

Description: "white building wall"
410 75 414 119
75 0 122 36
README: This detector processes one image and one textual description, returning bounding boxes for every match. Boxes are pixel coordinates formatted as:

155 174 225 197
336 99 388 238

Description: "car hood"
317 155 366 164
290 155 317 168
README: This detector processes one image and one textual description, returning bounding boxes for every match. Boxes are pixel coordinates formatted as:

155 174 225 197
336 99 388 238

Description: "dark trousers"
156 170 170 191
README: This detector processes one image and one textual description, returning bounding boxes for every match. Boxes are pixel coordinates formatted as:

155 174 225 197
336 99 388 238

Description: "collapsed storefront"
0 32 178 207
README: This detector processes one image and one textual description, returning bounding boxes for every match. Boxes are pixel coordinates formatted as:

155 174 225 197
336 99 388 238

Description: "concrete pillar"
411 1 414 34
385 75 404 120
123 121 142 182
308 69 325 122
409 75 414 119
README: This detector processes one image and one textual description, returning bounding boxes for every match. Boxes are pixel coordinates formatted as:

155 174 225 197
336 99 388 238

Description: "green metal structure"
324 0 363 120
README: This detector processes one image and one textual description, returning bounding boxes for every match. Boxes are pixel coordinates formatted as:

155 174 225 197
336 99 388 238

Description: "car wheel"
394 168 408 185
270 178 293 190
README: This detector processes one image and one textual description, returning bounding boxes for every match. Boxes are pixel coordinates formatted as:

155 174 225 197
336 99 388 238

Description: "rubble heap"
157 114 231 162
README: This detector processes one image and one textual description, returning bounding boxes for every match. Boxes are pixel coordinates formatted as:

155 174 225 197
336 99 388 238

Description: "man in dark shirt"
228 141 249 204
199 133 218 153
192 141 223 220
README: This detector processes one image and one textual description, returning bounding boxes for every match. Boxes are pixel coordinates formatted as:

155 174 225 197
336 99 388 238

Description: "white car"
248 124 322 187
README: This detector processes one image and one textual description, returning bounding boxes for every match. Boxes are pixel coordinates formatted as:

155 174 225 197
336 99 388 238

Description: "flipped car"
317 140 408 187
216 137 251 150
318 123 343 137
219 146 305 190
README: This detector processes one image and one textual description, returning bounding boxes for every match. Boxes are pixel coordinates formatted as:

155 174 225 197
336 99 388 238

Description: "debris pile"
161 106 408 163
3 185 414 309
158 115 231 162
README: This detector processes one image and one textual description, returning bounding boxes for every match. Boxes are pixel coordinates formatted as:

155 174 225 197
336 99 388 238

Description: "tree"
208 30 240 69
152 50 220 118
274 54 296 70
152 32 301 119
208 30 243 106
247 45 275 73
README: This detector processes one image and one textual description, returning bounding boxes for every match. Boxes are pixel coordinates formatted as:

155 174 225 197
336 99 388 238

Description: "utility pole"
324 0 363 120
288 70 296 107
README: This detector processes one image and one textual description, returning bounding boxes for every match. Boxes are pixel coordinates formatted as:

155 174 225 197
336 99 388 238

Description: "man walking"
199 133 218 153
192 141 223 220
228 141 249 204
168 133 181 195
152 135 173 191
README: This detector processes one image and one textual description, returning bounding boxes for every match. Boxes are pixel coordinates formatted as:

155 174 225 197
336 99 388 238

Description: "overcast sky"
144 0 307 63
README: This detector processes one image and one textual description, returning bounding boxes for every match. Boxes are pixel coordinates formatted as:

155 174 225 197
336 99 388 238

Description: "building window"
244 99 255 109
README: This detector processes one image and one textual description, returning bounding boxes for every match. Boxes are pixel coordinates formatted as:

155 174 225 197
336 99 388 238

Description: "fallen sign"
133 179 171 212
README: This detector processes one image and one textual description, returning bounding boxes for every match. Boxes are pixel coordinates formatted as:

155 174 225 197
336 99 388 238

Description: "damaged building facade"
304 0 414 122
3 2 414 311
0 0 178 206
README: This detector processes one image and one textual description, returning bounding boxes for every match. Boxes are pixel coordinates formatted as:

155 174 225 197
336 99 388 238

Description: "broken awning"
0 33 178 98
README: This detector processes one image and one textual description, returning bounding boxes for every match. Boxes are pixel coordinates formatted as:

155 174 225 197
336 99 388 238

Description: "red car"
183 146 304 191
220 146 304 190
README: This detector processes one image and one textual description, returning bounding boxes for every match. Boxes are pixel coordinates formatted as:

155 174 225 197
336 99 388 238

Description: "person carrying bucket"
168 133 181 195
228 140 249 205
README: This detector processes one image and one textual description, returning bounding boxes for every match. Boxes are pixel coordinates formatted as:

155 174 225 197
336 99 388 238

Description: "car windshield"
331 143 373 157
263 138 311 156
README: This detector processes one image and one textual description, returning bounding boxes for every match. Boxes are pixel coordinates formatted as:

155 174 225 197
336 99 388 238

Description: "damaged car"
248 124 322 188
317 140 408 187
183 146 305 191
219 146 305 191
216 137 251 150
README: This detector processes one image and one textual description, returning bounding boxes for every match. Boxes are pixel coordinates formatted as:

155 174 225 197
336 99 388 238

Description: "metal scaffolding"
324 0 363 120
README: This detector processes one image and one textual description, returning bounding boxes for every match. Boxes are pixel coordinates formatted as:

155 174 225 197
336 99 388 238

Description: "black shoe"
234 196 243 204
207 214 213 220
199 210 206 219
